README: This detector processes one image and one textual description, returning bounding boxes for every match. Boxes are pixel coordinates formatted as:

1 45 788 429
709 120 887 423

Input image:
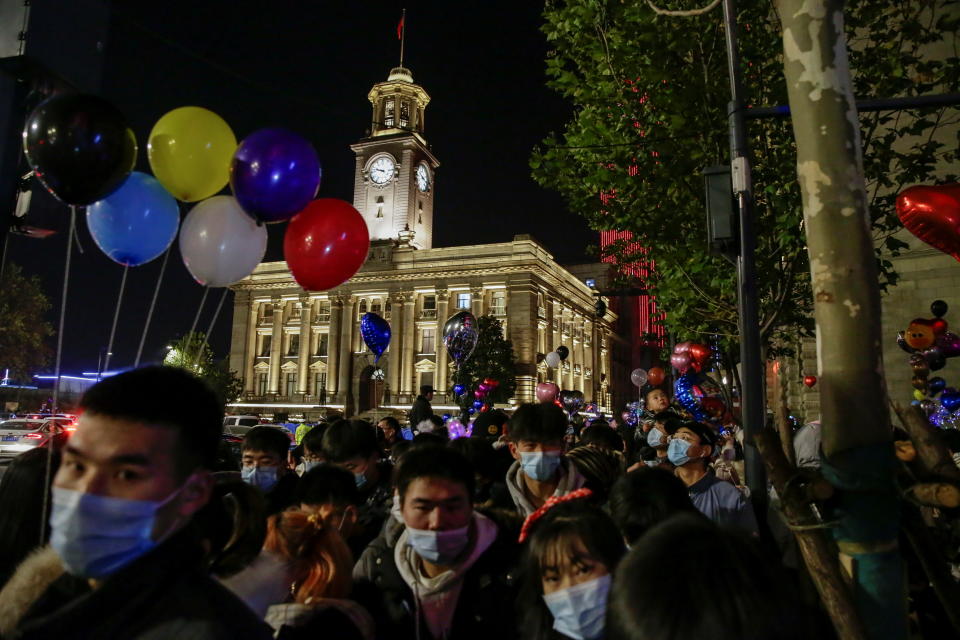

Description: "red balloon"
283 198 370 291
688 343 712 372
896 184 960 262
647 366 665 386
536 382 559 403
803 375 817 388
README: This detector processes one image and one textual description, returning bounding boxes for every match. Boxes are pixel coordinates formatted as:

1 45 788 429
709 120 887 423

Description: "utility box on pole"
703 165 739 256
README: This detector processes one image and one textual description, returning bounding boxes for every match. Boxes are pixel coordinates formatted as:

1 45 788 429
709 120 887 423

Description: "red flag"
397 15 404 40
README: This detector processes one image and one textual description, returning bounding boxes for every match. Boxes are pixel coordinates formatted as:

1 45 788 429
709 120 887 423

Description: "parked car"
223 415 262 429
0 419 70 457
222 424 255 438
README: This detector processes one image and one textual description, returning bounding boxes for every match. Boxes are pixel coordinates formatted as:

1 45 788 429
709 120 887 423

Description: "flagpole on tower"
398 9 406 67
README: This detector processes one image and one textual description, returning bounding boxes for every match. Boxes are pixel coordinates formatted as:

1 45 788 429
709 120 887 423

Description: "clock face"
369 156 395 185
416 163 430 192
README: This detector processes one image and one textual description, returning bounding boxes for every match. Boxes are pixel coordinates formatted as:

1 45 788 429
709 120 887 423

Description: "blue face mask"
667 438 695 466
354 471 368 489
520 450 562 482
50 485 181 579
241 465 279 492
647 427 666 447
543 573 612 640
406 523 470 565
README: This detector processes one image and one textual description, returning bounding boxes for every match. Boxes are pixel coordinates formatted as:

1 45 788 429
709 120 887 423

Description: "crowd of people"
0 368 830 639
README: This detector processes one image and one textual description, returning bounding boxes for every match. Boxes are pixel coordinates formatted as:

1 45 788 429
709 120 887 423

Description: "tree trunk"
774 2 905 638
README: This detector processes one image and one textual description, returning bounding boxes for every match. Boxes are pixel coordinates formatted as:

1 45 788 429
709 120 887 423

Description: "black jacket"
9 526 272 640
352 511 520 640
264 471 300 516
409 395 434 427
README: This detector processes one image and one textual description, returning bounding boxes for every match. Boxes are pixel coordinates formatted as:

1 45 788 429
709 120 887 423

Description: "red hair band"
518 488 593 543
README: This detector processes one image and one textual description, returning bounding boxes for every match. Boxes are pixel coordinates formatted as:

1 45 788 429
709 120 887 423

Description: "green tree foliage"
0 263 53 381
164 331 243 406
531 1 959 358
451 315 519 413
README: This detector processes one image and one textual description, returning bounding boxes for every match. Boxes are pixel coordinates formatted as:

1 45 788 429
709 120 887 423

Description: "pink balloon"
536 382 559 403
936 331 960 358
674 341 692 355
671 352 691 373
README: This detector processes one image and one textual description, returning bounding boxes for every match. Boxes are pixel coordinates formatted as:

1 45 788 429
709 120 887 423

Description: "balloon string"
134 245 171 368
187 287 209 369
193 288 229 371
102 265 129 375
43 205 77 545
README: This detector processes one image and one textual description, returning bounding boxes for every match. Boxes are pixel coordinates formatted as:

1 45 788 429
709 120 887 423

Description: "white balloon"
179 195 267 287
545 351 562 368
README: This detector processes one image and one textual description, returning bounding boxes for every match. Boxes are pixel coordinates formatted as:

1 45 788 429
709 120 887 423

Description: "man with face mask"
353 445 520 640
666 421 758 536
240 426 298 515
499 403 586 518
0 366 271 639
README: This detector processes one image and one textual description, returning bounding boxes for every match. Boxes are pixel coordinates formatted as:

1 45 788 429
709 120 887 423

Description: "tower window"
383 99 395 127
418 201 423 224
400 100 410 128
376 195 385 219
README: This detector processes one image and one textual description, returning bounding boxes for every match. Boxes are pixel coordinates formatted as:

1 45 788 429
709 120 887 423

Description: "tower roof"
387 66 414 83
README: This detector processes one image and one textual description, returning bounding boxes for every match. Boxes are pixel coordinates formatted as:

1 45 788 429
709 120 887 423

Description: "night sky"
6 1 596 374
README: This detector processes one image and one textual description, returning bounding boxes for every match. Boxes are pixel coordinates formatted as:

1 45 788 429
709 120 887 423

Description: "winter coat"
409 395 434 428
0 527 272 640
266 599 374 640
352 509 520 640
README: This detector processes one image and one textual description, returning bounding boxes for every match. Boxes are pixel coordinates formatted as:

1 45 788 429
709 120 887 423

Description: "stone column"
471 285 484 317
401 292 416 396
242 294 257 394
387 292 405 402
327 295 343 398
507 276 539 403
296 295 312 394
268 297 283 394
435 287 449 396
338 296 357 405
545 299 556 383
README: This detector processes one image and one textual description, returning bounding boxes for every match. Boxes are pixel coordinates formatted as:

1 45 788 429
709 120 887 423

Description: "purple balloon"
671 352 691 373
936 331 960 358
230 128 321 223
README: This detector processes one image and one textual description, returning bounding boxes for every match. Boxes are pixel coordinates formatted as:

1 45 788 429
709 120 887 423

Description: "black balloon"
924 347 947 371
932 299 949 318
556 345 570 360
23 94 137 206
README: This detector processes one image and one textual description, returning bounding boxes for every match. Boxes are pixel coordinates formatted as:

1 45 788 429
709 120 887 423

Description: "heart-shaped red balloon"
803 375 817 388
897 184 960 261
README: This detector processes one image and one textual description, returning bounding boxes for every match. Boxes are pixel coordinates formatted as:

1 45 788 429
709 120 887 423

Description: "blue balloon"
928 376 947 395
86 171 179 266
442 413 452 422
941 390 960 412
231 128 321 223
360 312 391 363
453 384 465 396
674 373 708 421
472 400 483 409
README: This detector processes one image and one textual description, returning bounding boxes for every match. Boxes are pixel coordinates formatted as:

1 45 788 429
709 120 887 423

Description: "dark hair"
412 432 445 447
242 426 290 461
567 444 626 503
296 464 361 508
519 500 626 640
390 439 412 464
301 423 328 456
644 386 668 402
378 416 401 431
0 448 61 587
81 366 222 474
448 437 498 482
321 419 378 463
578 424 625 452
199 474 268 579
653 411 683 430
607 514 810 640
609 467 701 545
508 403 567 444
396 445 475 504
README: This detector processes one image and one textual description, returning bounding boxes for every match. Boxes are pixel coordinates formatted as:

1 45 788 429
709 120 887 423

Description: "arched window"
399 100 410 128
383 99 395 127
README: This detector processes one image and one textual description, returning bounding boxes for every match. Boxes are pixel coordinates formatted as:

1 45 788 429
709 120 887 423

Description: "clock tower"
351 66 439 250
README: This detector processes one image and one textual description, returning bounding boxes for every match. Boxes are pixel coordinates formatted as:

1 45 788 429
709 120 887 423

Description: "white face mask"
542 573 611 640
391 493 404 523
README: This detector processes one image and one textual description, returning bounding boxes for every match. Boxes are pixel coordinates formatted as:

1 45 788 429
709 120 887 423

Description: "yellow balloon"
913 389 926 401
148 106 236 202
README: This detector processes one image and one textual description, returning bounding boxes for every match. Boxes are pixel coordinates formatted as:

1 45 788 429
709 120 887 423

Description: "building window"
288 334 300 356
290 304 301 320
399 100 410 128
491 291 506 316
257 373 268 395
261 304 273 321
585 367 592 379
383 98 394 127
421 328 435 354
259 334 272 357
314 372 327 396
371 298 383 315
422 295 437 319
375 195 385 218
316 301 331 322
285 373 297 395
552 318 560 332
419 371 434 391
317 333 329 356
457 293 471 310
358 299 368 319
537 293 546 318
574 364 582 376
